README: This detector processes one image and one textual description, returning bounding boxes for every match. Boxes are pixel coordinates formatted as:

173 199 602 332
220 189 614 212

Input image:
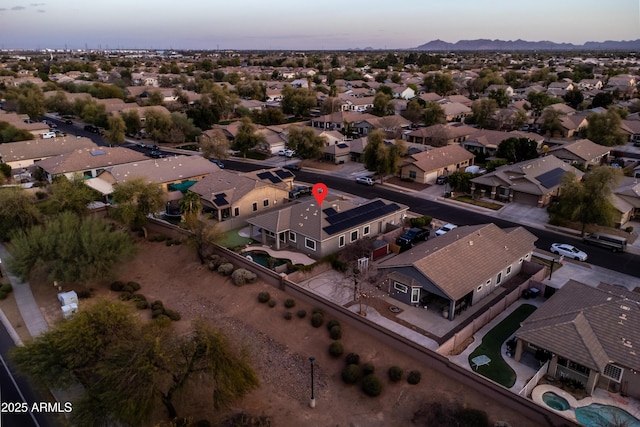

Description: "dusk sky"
1 0 639 50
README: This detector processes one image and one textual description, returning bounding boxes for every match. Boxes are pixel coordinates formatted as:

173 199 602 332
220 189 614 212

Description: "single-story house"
461 129 544 157
621 120 640 144
0 137 97 170
547 139 610 169
406 124 475 147
399 144 475 184
516 280 640 398
189 168 294 222
378 223 537 321
310 111 378 132
470 155 584 207
354 115 412 137
246 197 408 258
440 102 472 122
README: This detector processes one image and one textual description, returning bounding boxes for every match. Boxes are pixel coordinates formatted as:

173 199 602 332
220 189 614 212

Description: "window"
506 265 512 275
363 225 370 236
409 170 417 179
263 199 269 207
519 257 524 264
289 231 296 242
477 285 483 292
411 288 420 304
338 235 345 248
234 207 239 216
393 282 408 293
486 279 491 286
603 364 623 382
350 230 358 242
305 238 316 251
252 202 258 212
496 272 502 285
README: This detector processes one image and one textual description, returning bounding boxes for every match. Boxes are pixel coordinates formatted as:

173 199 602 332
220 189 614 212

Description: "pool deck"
241 244 316 266
532 383 640 424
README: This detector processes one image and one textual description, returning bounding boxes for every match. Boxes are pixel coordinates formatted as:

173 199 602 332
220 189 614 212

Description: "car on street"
282 164 300 171
148 144 160 151
356 176 374 186
64 119 73 125
137 142 146 148
84 124 103 134
150 151 164 158
435 223 458 236
550 243 588 261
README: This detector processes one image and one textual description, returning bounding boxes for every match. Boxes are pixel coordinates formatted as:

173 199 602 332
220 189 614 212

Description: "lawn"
215 227 253 249
468 304 537 388
453 195 503 210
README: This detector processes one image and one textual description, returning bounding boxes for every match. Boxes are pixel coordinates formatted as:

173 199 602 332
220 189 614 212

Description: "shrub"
458 408 490 427
267 300 276 308
231 268 257 286
361 374 383 397
152 308 165 319
296 309 307 319
127 281 141 291
0 283 13 293
110 281 125 291
330 325 342 340
218 263 235 276
283 311 292 320
345 353 360 365
626 226 634 233
151 300 164 311
0 291 7 300
388 366 403 382
76 288 92 299
362 363 375 376
284 298 296 308
407 370 421 385
341 364 360 384
310 312 324 328
119 291 132 301
207 255 221 271
312 307 324 316
122 283 135 293
154 314 171 326
135 300 149 310
164 309 181 321
257 291 271 303
326 319 340 331
329 341 344 358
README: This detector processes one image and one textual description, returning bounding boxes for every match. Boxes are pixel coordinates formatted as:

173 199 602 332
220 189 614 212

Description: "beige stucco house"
399 144 475 184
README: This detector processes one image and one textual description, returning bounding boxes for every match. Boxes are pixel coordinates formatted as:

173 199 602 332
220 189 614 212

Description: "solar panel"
323 207 337 216
337 143 349 148
256 172 272 180
275 169 294 179
213 193 228 206
535 167 566 189
323 201 401 235
90 150 106 156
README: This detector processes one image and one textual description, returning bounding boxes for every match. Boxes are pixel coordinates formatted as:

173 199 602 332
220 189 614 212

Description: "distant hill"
413 38 640 51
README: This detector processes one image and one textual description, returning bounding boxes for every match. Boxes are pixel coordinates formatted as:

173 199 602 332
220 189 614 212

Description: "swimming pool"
542 392 571 411
575 403 640 427
244 251 290 269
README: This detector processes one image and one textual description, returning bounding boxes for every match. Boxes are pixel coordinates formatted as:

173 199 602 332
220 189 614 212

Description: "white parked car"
355 176 374 186
550 243 588 261
435 223 458 236
278 149 295 157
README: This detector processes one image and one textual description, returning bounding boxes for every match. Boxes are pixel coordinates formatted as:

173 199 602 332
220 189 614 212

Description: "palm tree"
179 191 202 228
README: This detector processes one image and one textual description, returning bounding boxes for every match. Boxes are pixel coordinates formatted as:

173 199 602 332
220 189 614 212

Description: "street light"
309 356 316 408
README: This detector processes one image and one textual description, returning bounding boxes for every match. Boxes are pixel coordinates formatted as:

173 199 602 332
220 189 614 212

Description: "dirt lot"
16 238 541 427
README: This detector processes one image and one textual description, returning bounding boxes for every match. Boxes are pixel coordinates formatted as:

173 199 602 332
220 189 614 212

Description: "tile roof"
0 137 98 164
517 280 640 371
378 224 537 300
108 155 218 185
548 138 610 162
404 144 475 172
36 146 148 175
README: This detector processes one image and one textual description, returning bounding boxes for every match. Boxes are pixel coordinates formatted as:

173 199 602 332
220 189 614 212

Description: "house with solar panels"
470 155 584 207
188 168 295 222
245 196 408 258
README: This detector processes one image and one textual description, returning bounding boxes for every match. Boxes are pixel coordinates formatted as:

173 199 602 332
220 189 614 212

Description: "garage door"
513 191 539 206
425 171 439 184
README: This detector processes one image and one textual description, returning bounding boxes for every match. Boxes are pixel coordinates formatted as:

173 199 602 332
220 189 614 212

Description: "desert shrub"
231 268 257 286
361 374 383 397
154 314 171 326
362 363 375 376
207 255 221 271
310 312 324 328
131 293 146 302
122 283 135 293
326 319 340 331
388 366 403 382
0 291 7 300
296 309 307 318
257 291 271 303
283 311 292 320
126 281 141 291
341 364 360 384
626 226 634 233
164 309 181 321
135 300 149 309
345 353 360 365
329 325 342 340
267 300 276 308
407 370 421 385
109 281 125 291
218 263 235 276
119 291 132 301
412 402 490 427
458 408 490 427
284 298 296 308
311 307 324 316
219 413 272 427
151 300 164 311
329 341 344 358
151 308 165 319
76 288 92 299
0 283 13 293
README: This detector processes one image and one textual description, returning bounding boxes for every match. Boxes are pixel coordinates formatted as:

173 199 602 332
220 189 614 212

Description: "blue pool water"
576 403 640 427
244 251 290 268
542 392 570 411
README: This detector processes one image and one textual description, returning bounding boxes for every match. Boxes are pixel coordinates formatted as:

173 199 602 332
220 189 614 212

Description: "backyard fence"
520 360 550 398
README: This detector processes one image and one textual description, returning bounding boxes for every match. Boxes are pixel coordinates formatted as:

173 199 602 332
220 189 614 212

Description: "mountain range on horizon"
413 38 640 51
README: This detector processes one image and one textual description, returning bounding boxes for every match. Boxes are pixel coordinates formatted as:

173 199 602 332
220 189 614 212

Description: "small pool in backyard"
575 403 640 427
542 392 571 411
243 250 291 269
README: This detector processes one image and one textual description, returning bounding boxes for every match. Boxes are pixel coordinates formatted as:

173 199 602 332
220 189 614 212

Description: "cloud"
0 8 6 11
30 2 46 6
37 9 45 12
11 6 25 10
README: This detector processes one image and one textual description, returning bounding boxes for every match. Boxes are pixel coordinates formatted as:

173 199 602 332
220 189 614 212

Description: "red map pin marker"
312 183 328 206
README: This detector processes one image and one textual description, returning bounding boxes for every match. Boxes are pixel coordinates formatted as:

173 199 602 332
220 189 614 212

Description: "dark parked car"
150 151 164 158
282 164 301 171
209 159 225 168
396 227 430 250
148 144 160 151
84 124 101 134
436 175 448 185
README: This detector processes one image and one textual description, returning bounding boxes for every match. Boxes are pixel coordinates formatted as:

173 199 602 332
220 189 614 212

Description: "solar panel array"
274 169 294 179
256 171 286 184
323 200 401 235
535 167 566 189
212 192 228 206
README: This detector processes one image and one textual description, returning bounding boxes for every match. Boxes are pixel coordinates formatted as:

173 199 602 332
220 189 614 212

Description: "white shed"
58 291 78 306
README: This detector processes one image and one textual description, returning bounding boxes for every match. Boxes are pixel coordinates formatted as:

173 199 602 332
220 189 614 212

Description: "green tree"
423 101 446 126
496 137 539 163
586 109 627 147
470 98 497 129
165 112 200 144
552 166 622 235
49 176 100 215
199 128 230 160
447 171 474 192
423 72 455 96
402 99 425 124
7 211 134 283
104 114 126 146
527 91 560 115
233 117 265 158
10 301 258 425
144 109 172 142
44 90 73 115
563 88 584 109
372 92 394 116
120 110 141 136
281 85 316 117
111 178 164 236
0 121 34 142
179 191 202 229
0 187 42 240
363 130 406 184
286 126 326 160
591 92 614 109
17 83 45 119
540 108 565 137
488 88 510 108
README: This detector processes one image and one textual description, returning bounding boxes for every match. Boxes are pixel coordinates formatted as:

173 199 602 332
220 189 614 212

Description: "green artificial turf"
468 304 537 388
